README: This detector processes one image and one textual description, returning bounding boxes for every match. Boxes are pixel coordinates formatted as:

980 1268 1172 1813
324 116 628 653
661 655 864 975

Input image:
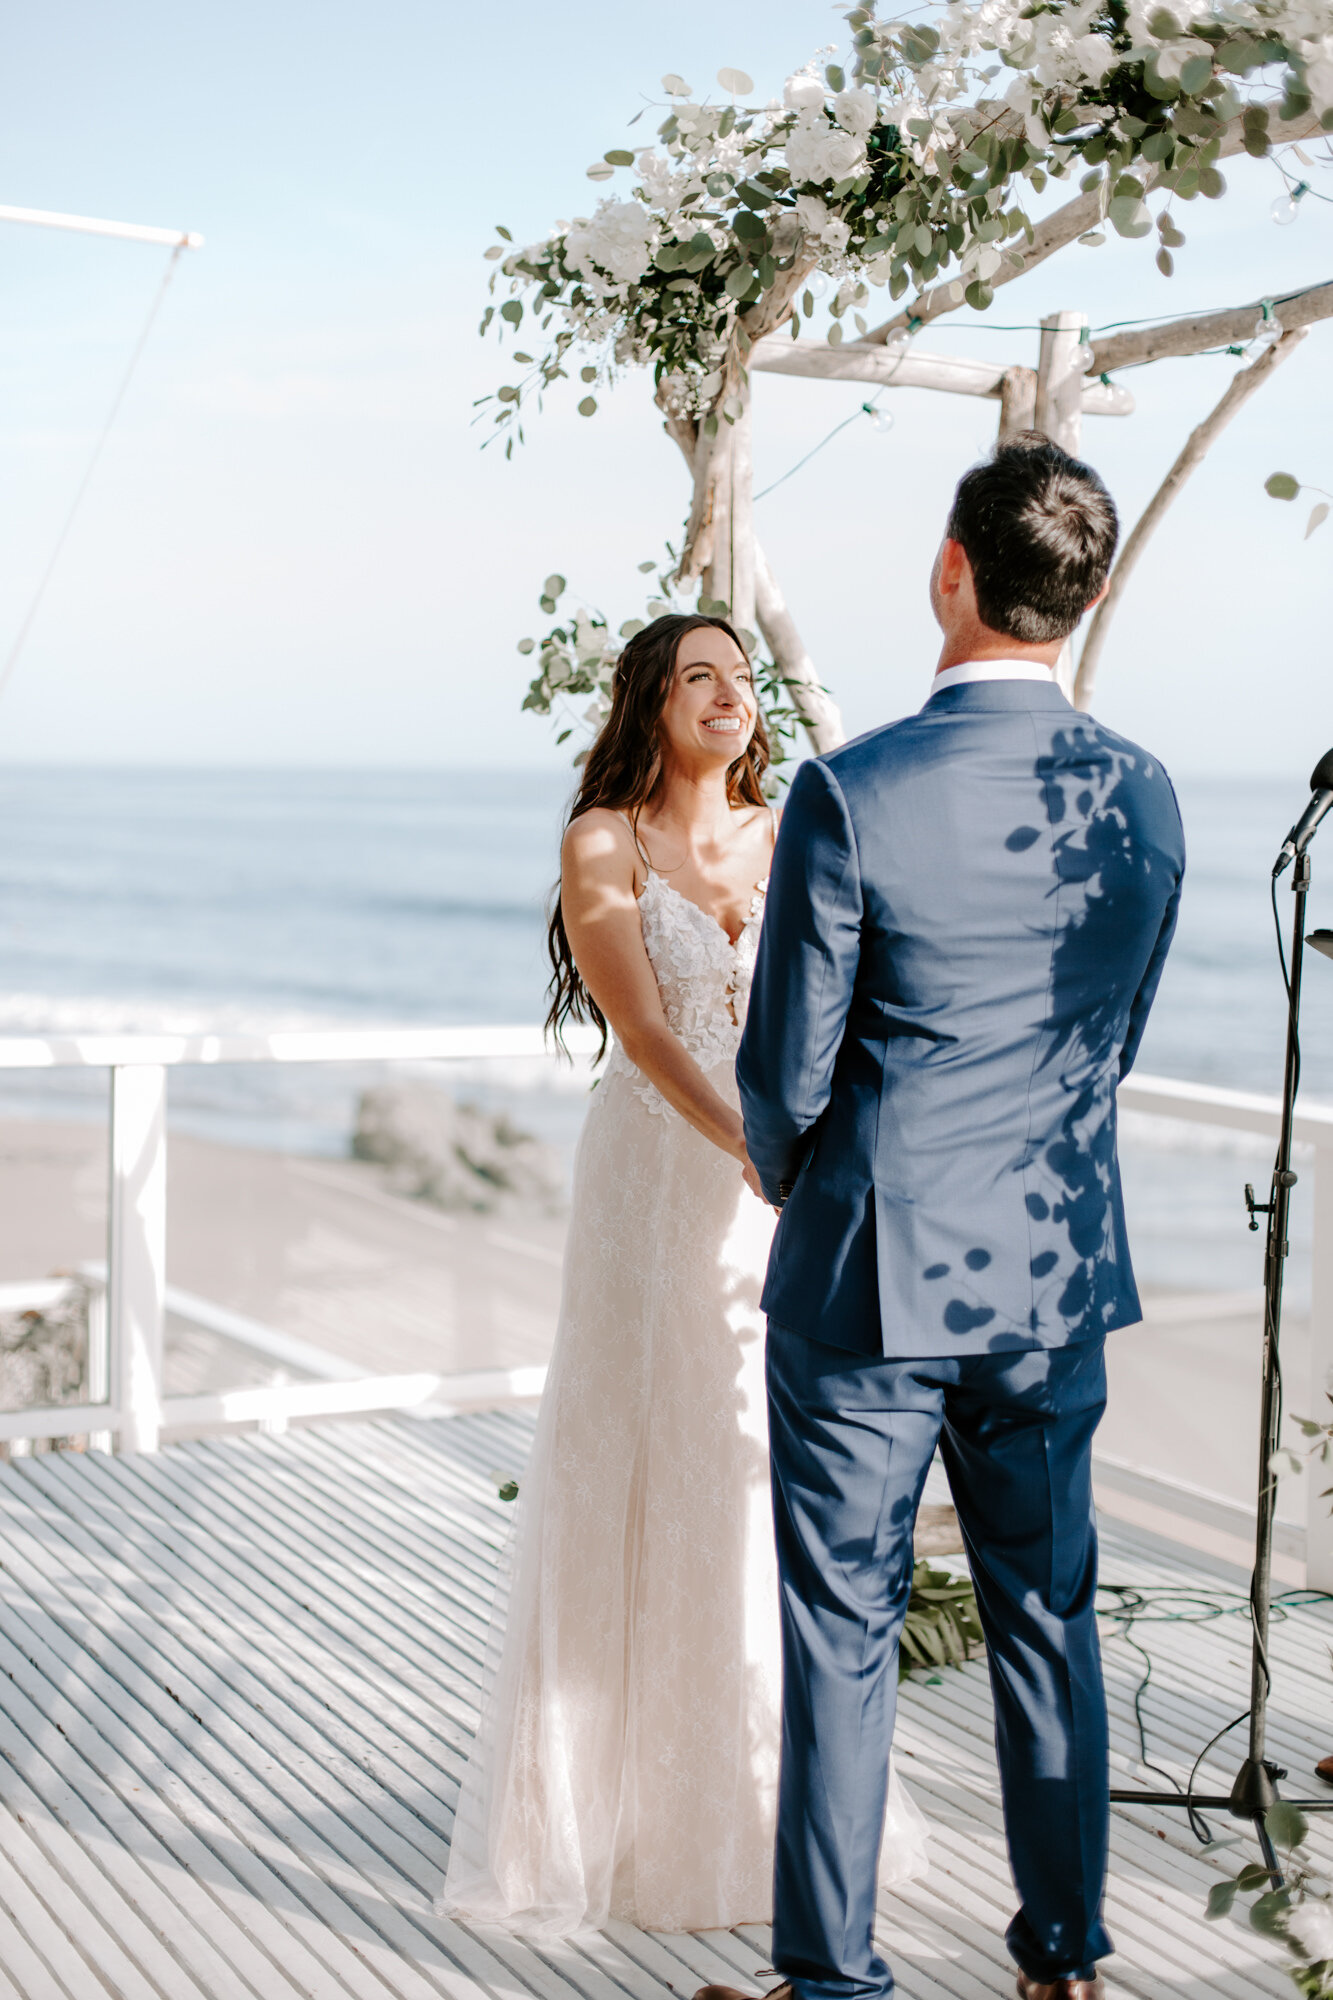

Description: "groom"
724 435 1184 2000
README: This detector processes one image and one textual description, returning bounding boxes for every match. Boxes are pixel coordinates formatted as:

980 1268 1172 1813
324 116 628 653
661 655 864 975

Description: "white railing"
0 1030 1330 1583
0 1025 598 1453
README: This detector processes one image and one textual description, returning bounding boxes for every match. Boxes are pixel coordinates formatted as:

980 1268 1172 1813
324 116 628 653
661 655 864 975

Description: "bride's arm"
560 812 748 1163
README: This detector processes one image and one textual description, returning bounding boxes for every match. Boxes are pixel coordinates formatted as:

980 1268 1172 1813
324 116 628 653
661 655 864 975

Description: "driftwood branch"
864 101 1321 348
1073 327 1307 712
1091 277 1333 374
754 546 846 753
675 251 820 582
748 335 1134 414
659 401 844 753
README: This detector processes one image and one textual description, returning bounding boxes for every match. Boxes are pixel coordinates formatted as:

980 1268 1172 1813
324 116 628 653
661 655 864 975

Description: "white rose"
565 199 657 286
794 194 850 251
1288 1899 1333 1963
1071 33 1116 82
1302 37 1333 108
833 87 878 137
784 72 826 111
785 111 867 184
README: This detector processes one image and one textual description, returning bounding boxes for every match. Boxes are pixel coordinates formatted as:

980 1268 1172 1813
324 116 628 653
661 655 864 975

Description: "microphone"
1274 748 1333 877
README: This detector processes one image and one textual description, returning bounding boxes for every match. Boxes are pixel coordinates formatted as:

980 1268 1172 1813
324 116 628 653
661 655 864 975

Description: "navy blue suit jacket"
736 680 1185 1357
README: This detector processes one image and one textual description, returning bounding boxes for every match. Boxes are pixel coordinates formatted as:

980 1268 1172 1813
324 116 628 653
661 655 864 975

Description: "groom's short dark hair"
946 433 1119 644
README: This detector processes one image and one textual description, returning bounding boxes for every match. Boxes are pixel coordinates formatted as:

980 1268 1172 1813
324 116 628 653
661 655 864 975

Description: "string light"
1252 297 1284 351
1271 180 1309 225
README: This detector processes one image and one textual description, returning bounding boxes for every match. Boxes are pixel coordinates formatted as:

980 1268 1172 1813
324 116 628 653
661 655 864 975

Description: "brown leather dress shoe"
693 1985 793 2000
1016 1972 1105 2000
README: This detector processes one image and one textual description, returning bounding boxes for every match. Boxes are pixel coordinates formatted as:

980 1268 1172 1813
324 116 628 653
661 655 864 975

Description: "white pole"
0 204 203 249
108 1064 167 1453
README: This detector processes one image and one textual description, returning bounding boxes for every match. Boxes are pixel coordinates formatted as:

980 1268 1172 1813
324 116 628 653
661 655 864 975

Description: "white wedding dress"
439 860 929 1936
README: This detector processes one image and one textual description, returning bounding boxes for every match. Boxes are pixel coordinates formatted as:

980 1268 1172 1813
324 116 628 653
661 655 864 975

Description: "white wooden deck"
0 1413 1327 2000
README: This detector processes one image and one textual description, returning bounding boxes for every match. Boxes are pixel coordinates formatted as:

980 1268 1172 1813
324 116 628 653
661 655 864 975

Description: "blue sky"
0 0 1330 776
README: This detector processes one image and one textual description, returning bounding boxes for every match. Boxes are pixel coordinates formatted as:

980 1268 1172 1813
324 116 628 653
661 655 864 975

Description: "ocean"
1 766 1330 1297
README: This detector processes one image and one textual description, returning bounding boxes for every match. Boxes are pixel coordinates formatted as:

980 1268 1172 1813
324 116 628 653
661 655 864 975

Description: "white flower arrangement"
477 0 1332 459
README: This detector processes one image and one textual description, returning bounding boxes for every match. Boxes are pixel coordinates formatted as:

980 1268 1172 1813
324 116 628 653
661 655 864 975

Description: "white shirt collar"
931 658 1057 695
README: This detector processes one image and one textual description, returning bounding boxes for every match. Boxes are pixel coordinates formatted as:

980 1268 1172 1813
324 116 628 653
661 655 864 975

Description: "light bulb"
884 328 912 358
1077 336 1096 374
1253 305 1284 350
807 271 830 301
864 405 894 432
1271 181 1308 227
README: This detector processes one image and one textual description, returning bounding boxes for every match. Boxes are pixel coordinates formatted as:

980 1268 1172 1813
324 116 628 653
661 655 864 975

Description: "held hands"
740 1149 779 1211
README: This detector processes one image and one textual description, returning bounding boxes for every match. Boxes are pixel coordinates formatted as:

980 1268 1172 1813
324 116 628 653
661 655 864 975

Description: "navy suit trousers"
766 1322 1113 1996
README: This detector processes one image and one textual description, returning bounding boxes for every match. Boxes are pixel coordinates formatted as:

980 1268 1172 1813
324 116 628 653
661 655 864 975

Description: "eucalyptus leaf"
516 638 536 656
717 66 754 95
1205 1879 1238 1920
544 574 567 599
1265 472 1300 500
603 149 635 166
1266 1801 1309 1850
1307 502 1329 538
586 162 615 182
578 396 598 417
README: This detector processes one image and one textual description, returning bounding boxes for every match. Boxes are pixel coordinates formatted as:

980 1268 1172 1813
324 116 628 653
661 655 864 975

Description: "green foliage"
1264 472 1332 540
900 1559 984 1681
515 553 814 791
476 0 1328 445
1206 1805 1333 1992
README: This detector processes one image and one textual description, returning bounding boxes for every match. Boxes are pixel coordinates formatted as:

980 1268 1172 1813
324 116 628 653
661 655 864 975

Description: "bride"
439 612 927 1935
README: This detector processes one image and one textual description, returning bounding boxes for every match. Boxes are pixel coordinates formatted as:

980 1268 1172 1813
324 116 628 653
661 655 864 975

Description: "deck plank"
0 1413 1325 1999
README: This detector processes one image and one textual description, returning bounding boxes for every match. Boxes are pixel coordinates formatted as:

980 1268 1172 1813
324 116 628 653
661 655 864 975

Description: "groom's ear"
936 538 969 596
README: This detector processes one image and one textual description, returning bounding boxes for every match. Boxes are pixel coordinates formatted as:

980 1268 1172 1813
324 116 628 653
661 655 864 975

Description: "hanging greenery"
515 563 807 790
478 0 1333 454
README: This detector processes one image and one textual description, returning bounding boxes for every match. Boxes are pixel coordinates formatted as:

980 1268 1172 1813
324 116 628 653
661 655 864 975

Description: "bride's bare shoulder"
562 807 640 884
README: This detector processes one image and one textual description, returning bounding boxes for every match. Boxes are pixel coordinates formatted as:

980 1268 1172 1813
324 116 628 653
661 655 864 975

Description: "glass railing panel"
1108 1109 1311 1528
160 1053 587 1439
0 1064 111 1437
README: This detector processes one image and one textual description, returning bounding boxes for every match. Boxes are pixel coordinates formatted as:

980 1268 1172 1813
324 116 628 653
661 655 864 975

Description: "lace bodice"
604 869 767 1113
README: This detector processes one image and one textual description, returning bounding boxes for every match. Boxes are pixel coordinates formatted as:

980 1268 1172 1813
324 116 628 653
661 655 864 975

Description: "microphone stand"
1109 845 1333 1884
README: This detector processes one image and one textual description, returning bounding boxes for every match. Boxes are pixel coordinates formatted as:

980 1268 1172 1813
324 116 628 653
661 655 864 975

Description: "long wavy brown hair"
547 612 770 1058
